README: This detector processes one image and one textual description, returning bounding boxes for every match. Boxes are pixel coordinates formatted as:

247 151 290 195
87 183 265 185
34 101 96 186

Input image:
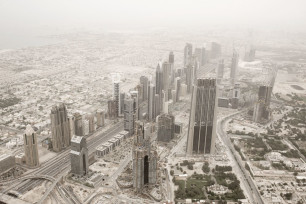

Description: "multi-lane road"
5 121 124 195
217 111 264 204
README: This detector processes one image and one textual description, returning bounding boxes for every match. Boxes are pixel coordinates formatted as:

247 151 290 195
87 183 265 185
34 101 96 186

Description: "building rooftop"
71 135 83 144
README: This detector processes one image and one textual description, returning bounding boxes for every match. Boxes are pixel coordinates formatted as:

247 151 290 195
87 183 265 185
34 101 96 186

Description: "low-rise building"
0 154 16 174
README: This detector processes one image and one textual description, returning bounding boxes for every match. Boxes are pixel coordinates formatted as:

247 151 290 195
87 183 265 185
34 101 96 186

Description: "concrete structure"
74 112 83 136
155 63 163 96
107 99 117 120
148 83 156 121
68 115 75 140
184 43 193 66
162 61 172 101
157 113 175 142
169 51 174 64
230 50 239 85
124 95 136 135
217 59 225 81
218 97 230 108
140 76 149 102
232 83 240 109
113 81 120 117
86 114 95 134
253 85 272 122
132 121 157 192
184 65 195 93
70 135 89 176
24 125 39 167
174 77 181 102
0 154 15 174
96 109 105 128
50 104 70 152
210 42 222 59
187 78 218 155
174 122 183 134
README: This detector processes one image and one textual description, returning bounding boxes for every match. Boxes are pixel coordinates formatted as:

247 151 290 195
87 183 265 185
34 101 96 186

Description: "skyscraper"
184 43 193 67
231 83 240 109
86 114 95 134
174 77 181 102
74 112 83 136
96 109 105 128
187 78 218 155
253 85 272 123
194 48 202 65
230 50 239 85
132 121 157 192
169 51 174 64
124 95 136 135
148 83 156 121
162 61 172 101
210 42 222 59
217 59 225 80
50 104 71 152
155 63 163 95
113 81 120 117
24 125 39 167
201 47 207 66
107 99 117 120
70 135 88 176
157 113 175 142
140 76 149 102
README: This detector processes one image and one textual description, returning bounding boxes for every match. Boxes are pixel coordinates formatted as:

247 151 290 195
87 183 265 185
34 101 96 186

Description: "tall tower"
217 59 225 80
74 112 83 136
24 125 39 167
148 83 156 121
253 86 272 123
231 83 240 109
169 51 174 64
124 95 136 135
162 62 172 101
70 135 88 176
184 43 193 67
187 78 218 155
50 104 71 152
140 76 149 102
210 42 222 59
96 109 105 128
113 81 120 117
174 77 181 102
230 50 239 85
155 63 163 95
157 113 175 142
132 122 157 193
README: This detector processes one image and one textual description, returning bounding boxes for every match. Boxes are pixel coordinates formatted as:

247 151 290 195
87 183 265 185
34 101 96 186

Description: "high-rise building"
184 43 193 66
162 61 172 101
86 114 95 134
124 95 136 135
120 93 125 116
50 104 71 152
174 77 181 102
107 99 117 120
96 109 105 128
187 78 218 155
140 76 149 102
201 47 207 66
157 113 175 142
155 94 160 118
74 112 83 136
132 121 157 192
194 48 202 66
217 59 225 80
169 51 174 64
155 63 163 95
82 118 89 136
68 115 75 140
253 86 272 123
70 135 88 176
113 81 120 117
211 42 222 59
230 50 239 85
24 125 39 167
185 65 195 93
231 83 240 109
148 83 156 121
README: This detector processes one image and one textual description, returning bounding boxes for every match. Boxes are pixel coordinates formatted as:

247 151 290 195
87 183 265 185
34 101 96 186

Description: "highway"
6 121 124 195
217 111 264 204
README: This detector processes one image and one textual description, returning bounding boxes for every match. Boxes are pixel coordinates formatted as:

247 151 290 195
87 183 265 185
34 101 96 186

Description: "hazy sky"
0 0 306 38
